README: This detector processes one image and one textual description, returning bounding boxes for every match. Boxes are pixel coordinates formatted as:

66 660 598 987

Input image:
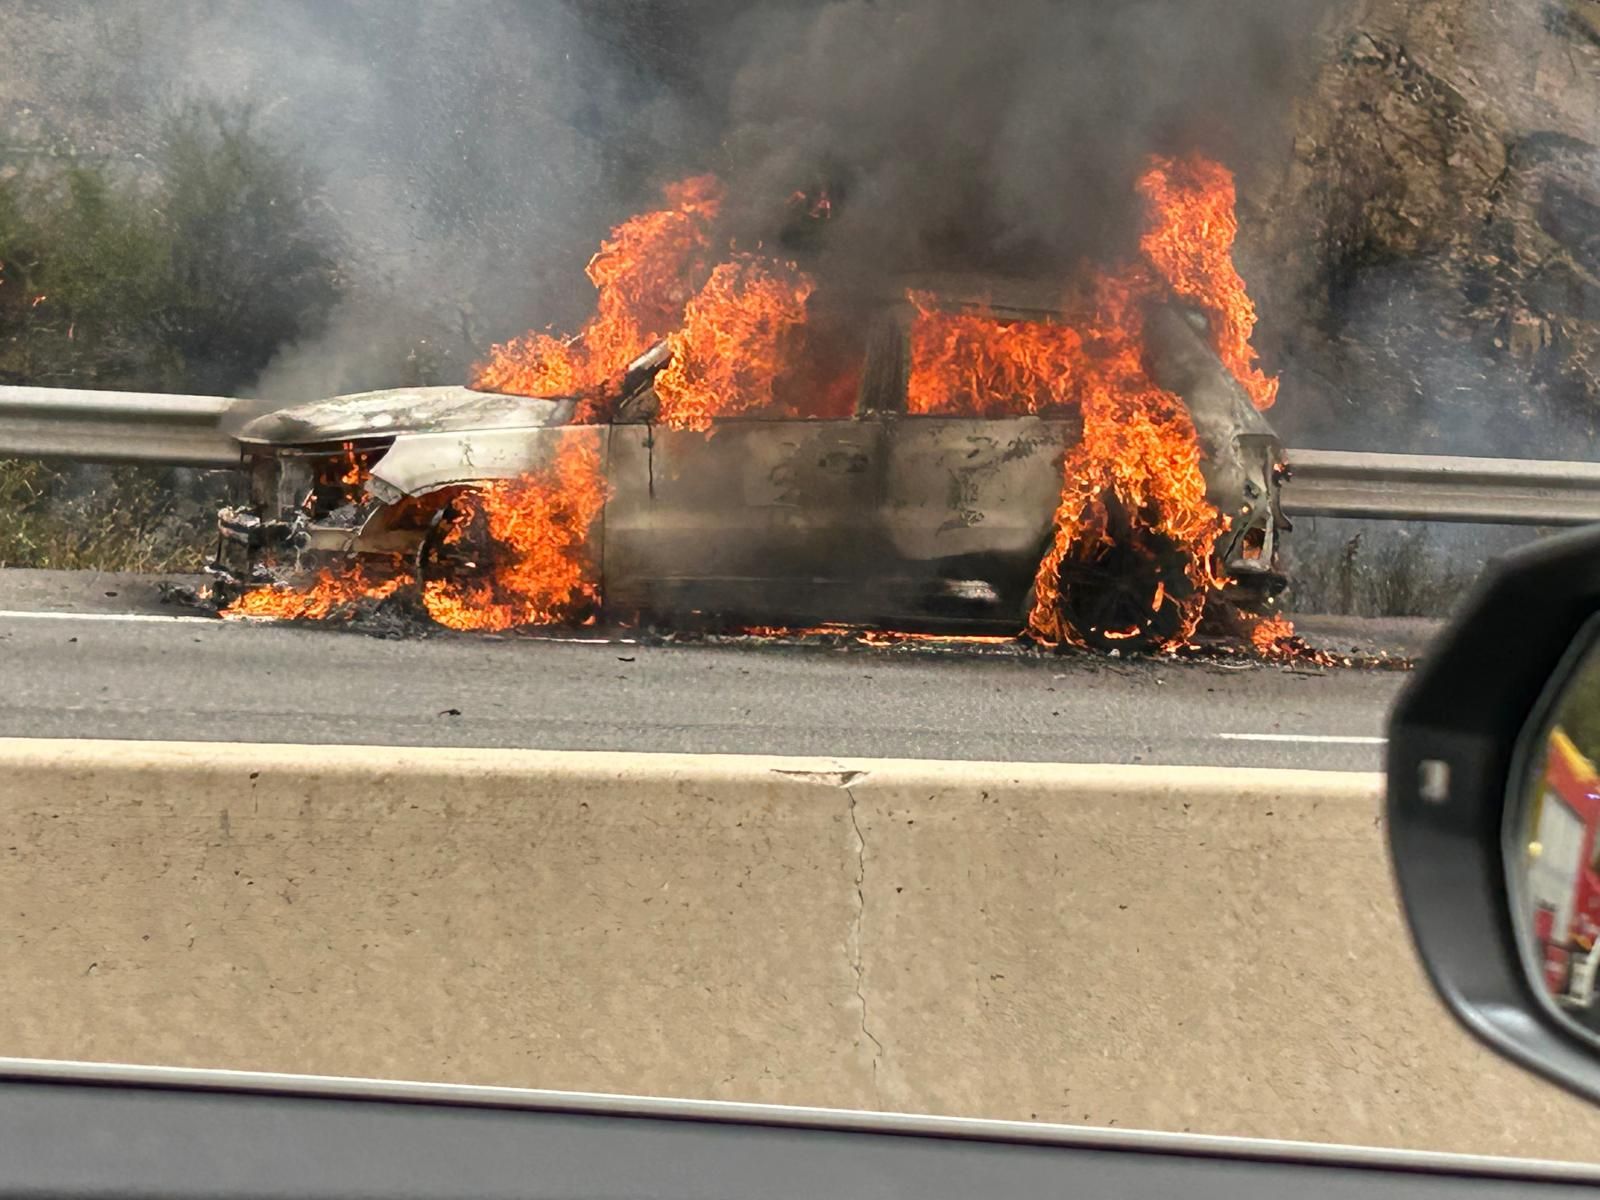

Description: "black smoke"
699 0 1336 283
2 0 1337 394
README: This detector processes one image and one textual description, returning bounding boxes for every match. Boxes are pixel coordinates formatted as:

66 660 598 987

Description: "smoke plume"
2 0 1336 399
709 0 1335 283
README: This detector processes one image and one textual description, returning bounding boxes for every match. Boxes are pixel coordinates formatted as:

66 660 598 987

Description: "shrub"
0 101 338 570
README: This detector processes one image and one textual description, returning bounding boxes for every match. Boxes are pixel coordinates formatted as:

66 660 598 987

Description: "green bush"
0 458 228 572
0 164 180 389
0 101 338 570
151 102 342 394
1 101 339 392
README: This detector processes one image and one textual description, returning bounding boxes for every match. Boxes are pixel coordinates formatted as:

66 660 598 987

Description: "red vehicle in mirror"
1527 729 1600 1009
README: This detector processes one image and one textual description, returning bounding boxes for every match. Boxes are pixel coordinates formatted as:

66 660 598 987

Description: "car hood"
236 386 575 446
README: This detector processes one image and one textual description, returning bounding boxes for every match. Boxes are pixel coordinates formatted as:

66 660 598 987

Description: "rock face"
1248 0 1600 456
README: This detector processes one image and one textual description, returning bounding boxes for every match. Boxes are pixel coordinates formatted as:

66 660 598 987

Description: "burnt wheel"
415 491 497 593
413 486 601 631
1054 499 1196 654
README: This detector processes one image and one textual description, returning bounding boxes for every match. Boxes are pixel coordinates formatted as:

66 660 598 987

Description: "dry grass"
1282 519 1535 618
0 457 229 571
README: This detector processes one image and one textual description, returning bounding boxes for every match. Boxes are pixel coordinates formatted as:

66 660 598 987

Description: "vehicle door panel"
880 416 1075 596
604 419 887 623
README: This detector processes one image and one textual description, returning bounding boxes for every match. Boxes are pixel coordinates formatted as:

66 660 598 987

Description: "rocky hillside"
1250 0 1600 456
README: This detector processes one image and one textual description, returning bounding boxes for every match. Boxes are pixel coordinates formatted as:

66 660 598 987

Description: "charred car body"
210 291 1287 648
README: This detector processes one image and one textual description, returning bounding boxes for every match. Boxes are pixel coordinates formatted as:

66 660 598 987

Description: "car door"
604 416 886 626
878 414 1078 621
871 303 1082 626
601 314 892 626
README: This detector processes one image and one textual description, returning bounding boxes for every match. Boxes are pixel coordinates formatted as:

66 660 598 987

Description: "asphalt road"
0 570 1427 771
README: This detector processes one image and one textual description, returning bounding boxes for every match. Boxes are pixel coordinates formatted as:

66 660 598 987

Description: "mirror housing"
1389 523 1600 1104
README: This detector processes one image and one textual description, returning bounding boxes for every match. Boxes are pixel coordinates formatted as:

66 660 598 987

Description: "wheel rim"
1055 499 1195 653
414 490 507 605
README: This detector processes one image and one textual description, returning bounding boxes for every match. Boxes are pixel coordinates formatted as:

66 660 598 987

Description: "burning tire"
1051 498 1196 654
415 491 497 593
413 476 605 633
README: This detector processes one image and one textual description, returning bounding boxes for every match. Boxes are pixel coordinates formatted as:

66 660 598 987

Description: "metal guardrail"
1280 449 1600 526
0 385 242 468
5 384 1600 525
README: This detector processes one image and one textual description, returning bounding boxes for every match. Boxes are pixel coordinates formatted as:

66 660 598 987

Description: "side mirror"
1389 523 1600 1103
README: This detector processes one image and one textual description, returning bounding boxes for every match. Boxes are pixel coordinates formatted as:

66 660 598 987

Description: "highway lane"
0 570 1423 770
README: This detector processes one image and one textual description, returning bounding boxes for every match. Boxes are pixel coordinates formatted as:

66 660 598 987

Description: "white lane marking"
1216 732 1387 746
0 608 641 643
0 608 219 626
518 635 637 644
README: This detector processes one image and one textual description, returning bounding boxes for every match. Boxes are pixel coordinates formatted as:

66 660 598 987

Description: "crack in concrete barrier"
844 783 883 1102
769 765 881 1095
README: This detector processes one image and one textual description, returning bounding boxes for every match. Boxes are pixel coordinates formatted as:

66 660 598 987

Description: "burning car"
211 286 1286 651
214 155 1292 652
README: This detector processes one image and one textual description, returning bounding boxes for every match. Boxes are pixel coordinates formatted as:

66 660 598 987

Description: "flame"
788 188 833 221
908 278 1234 652
1250 612 1298 657
906 293 1084 417
224 561 409 621
1024 284 1230 650
337 442 366 487
741 623 861 638
225 436 608 631
472 175 724 409
654 255 815 432
421 433 610 632
906 155 1272 652
1246 612 1347 666
1137 155 1277 411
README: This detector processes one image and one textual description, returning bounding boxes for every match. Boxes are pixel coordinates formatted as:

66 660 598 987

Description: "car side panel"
879 415 1075 610
367 425 609 497
603 419 890 624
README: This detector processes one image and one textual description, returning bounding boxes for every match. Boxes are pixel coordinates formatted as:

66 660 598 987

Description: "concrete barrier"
2 737 1596 1161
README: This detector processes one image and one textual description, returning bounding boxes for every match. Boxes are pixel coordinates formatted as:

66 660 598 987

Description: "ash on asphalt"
0 569 1410 768
7 565 1433 670
187 589 1432 671
635 623 1422 671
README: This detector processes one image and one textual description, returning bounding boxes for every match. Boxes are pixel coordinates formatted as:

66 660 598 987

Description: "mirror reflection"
1513 625 1600 1037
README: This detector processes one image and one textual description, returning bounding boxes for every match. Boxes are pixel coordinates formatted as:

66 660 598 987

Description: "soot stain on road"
166 578 1417 672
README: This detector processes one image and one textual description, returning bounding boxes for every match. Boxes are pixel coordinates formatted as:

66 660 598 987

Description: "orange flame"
337 442 366 486
224 561 409 621
1137 155 1277 411
654 255 815 432
224 438 608 631
422 434 610 632
1250 612 1298 657
905 155 1272 652
1024 280 1229 649
906 293 1084 417
472 175 724 408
